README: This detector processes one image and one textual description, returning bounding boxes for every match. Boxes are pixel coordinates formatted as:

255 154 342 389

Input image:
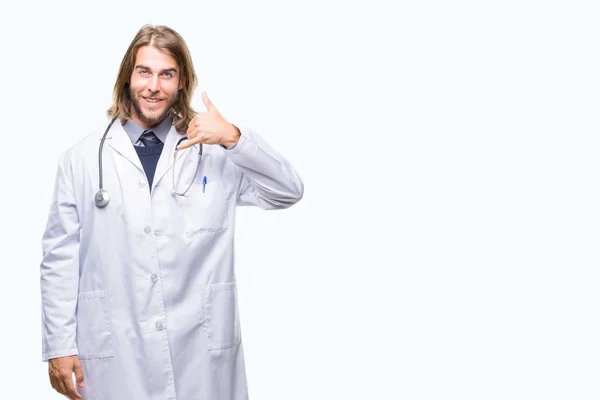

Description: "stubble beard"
130 87 178 127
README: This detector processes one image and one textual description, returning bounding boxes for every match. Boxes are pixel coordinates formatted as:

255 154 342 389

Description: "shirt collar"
123 116 173 145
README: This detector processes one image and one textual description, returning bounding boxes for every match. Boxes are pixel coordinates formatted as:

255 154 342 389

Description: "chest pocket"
178 177 229 234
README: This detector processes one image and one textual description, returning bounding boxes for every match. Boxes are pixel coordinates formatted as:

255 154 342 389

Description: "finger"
202 91 214 111
187 128 198 140
54 377 67 397
186 118 200 135
49 375 58 391
177 137 200 150
62 373 82 400
50 370 66 393
73 358 85 388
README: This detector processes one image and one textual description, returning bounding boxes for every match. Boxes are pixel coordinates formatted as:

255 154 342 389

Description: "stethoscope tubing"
94 118 202 208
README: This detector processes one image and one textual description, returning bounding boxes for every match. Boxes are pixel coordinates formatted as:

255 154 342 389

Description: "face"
128 45 182 128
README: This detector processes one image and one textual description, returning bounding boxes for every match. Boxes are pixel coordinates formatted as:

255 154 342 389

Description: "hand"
178 91 240 150
48 355 84 400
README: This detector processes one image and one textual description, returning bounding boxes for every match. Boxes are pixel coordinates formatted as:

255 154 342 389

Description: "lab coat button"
155 321 164 331
139 180 146 187
151 273 158 282
144 226 151 234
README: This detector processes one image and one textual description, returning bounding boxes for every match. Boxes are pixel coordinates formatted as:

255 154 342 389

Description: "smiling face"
128 45 182 128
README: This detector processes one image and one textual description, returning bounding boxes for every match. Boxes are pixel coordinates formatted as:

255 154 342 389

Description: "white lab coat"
40 119 303 400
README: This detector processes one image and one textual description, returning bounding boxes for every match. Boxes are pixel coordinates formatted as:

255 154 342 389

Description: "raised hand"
178 92 240 150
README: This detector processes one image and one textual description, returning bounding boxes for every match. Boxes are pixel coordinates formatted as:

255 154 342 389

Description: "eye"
162 72 173 78
139 70 149 75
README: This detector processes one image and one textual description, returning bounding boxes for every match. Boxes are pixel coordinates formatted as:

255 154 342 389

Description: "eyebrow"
135 65 178 74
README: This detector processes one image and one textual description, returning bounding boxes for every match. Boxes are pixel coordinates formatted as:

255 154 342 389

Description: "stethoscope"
95 117 202 208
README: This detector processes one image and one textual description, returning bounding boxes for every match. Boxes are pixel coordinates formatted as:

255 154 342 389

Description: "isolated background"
0 0 598 399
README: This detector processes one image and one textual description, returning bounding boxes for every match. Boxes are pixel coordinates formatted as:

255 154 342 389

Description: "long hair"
107 24 197 133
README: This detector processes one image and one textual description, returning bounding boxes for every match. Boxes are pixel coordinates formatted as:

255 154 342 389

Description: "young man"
40 24 303 400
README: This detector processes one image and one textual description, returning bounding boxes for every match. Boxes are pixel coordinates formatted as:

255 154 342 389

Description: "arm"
41 153 86 398
40 153 81 361
224 126 304 209
177 92 304 208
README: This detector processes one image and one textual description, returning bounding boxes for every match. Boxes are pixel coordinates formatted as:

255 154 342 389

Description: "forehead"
134 45 178 70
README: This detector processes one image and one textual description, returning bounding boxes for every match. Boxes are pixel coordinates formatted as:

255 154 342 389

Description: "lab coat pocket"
202 282 241 351
75 291 114 360
179 179 229 234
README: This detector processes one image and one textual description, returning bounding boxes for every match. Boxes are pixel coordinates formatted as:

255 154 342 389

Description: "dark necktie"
139 129 160 147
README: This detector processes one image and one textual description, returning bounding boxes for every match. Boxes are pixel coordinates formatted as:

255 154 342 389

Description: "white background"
0 0 598 399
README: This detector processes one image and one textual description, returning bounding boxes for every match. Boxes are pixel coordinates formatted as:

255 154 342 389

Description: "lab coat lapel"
105 120 144 173
152 126 186 192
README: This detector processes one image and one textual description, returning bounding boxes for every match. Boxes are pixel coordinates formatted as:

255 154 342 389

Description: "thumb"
202 91 215 111
73 358 85 388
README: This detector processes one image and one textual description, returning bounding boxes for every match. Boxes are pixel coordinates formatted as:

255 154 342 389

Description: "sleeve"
39 152 81 361
224 126 304 209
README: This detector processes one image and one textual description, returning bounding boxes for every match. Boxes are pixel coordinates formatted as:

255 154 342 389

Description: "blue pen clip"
202 176 207 193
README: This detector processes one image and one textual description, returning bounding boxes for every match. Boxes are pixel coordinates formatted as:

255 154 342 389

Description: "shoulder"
64 118 116 156
56 118 116 168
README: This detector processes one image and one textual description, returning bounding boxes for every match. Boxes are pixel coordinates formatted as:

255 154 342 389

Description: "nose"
147 75 160 93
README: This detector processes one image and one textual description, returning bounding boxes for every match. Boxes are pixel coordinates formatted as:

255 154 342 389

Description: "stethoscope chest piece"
94 189 110 208
95 117 118 208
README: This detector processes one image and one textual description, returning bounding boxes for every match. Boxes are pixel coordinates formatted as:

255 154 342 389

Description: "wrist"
221 124 241 149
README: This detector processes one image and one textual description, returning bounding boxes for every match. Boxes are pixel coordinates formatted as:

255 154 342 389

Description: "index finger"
62 374 82 400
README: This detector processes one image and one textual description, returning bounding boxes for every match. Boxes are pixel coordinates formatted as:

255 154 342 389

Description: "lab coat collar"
105 119 144 173
102 119 187 191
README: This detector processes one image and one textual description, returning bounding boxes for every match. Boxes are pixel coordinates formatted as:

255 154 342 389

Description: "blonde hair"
107 24 197 133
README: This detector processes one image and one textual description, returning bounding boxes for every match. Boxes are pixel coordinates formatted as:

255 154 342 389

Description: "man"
40 24 303 400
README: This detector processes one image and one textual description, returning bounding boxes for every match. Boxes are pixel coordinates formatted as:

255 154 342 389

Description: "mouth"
143 97 164 105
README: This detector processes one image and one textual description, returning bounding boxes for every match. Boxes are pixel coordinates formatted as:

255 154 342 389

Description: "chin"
143 110 164 120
